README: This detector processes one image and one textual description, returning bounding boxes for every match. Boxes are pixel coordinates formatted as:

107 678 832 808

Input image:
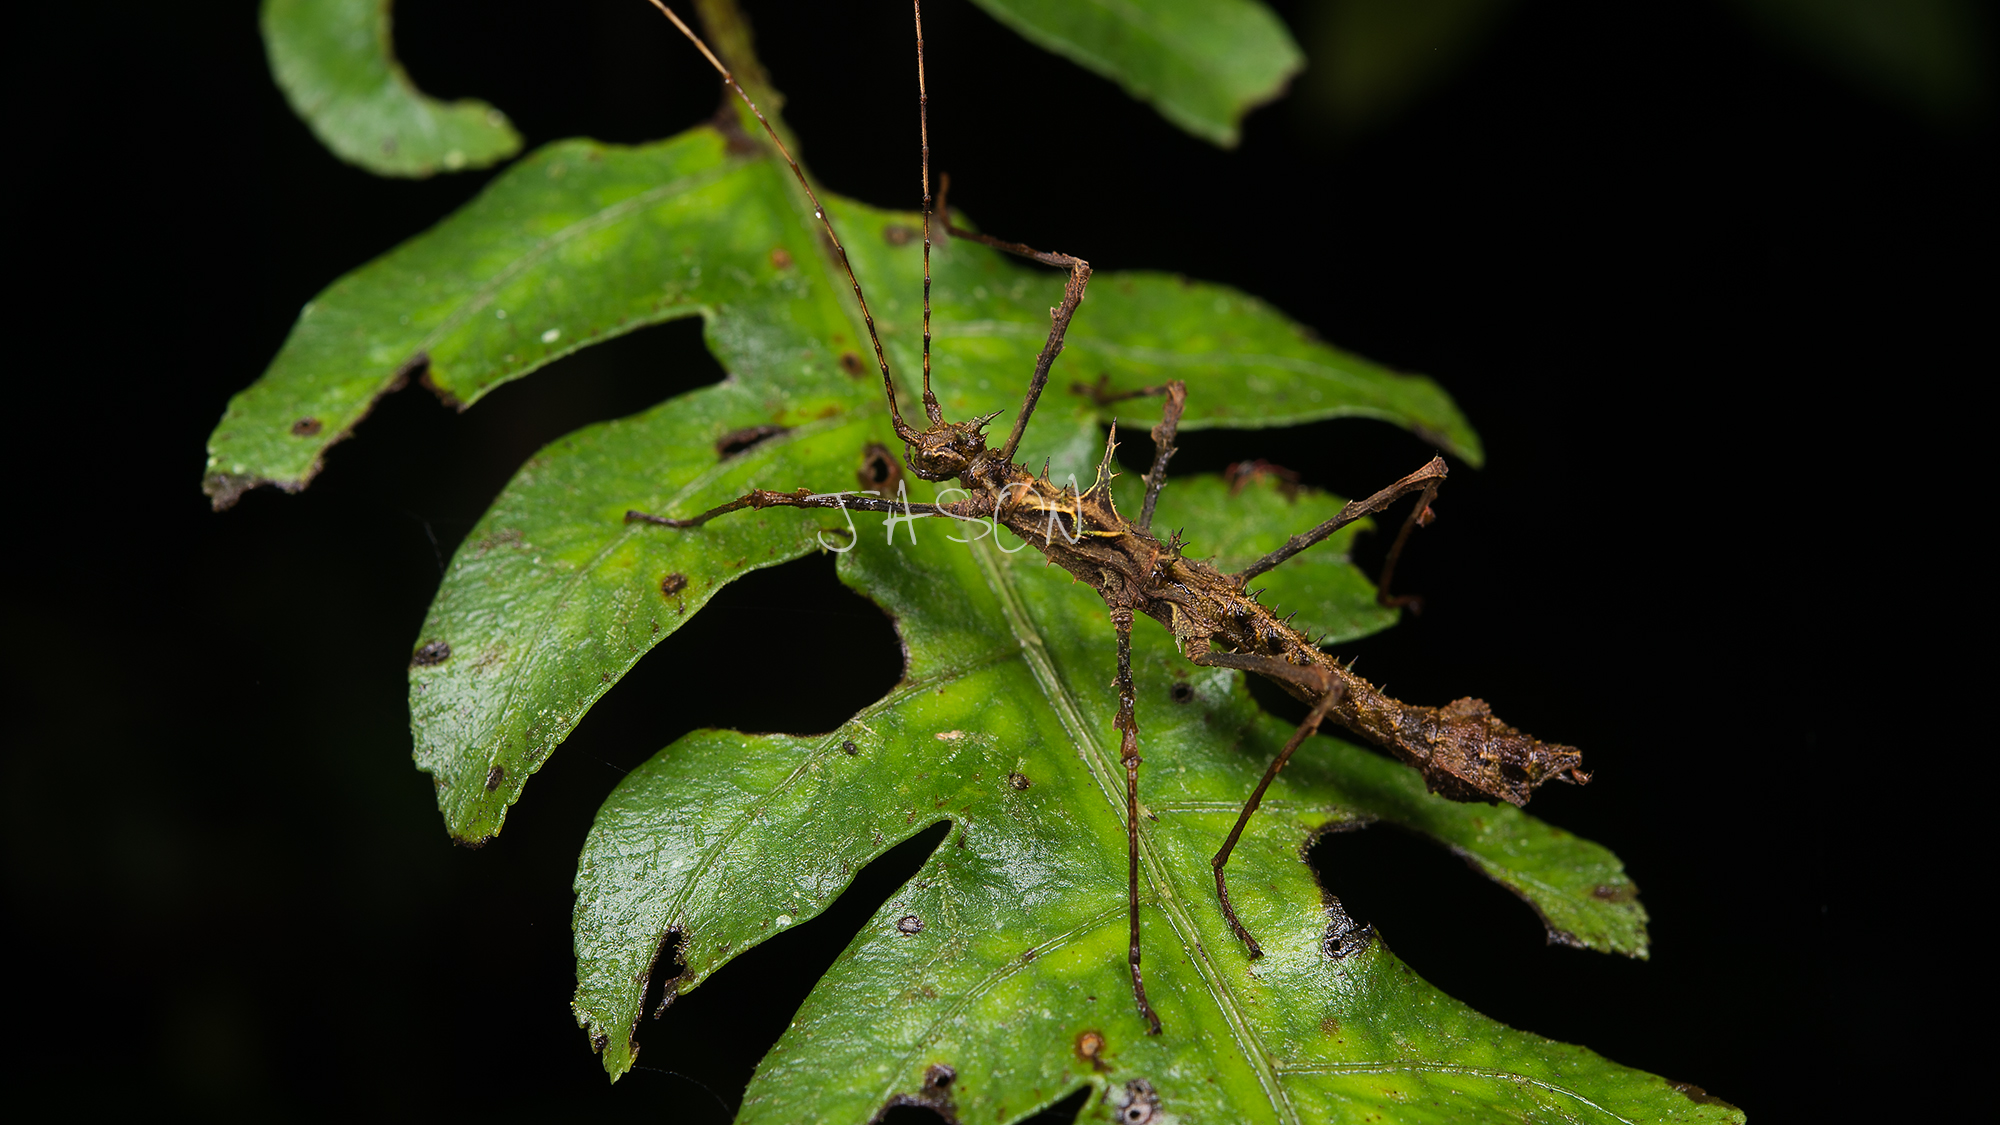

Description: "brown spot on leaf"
1074 1030 1108 1071
660 572 688 597
290 417 322 436
843 740 859 755
770 247 793 269
484 765 504 792
883 224 915 245
410 640 451 667
715 424 789 458
1007 771 1031 790
838 351 865 377
897 914 925 934
1592 882 1637 902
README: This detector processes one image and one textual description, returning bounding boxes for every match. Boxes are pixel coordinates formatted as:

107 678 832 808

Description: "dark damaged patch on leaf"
770 246 794 270
410 640 451 667
1593 881 1639 902
857 441 902 496
484 765 504 792
872 1063 958 1124
1168 682 1195 704
661 572 689 597
1321 899 1374 960
842 739 860 755
838 352 865 377
290 416 322 436
1110 1078 1161 1125
896 914 924 934
1006 771 1031 790
1672 1082 1740 1110
715 424 790 458
624 927 689 1059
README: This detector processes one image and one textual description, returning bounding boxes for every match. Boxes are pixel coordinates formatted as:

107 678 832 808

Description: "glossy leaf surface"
202 122 1474 835
970 0 1304 146
570 518 1686 1121
261 0 521 178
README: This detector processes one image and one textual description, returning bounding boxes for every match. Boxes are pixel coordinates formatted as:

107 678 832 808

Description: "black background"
8 0 1987 1120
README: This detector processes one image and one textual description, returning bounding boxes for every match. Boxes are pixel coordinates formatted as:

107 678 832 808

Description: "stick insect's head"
901 409 1005 485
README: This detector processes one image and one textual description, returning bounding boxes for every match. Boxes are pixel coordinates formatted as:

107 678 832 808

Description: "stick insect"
630 0 1590 1034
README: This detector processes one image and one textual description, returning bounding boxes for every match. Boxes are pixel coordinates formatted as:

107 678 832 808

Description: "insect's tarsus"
630 0 1589 1034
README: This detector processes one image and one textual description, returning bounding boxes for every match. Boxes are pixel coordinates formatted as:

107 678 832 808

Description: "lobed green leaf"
212 85 1696 1113
571 521 1692 1120
197 120 1473 834
968 0 1305 147
261 0 521 178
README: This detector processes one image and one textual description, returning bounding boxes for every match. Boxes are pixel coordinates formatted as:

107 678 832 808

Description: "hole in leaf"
715 424 790 458
1022 1086 1092 1123
567 551 904 773
329 317 724 565
877 1107 951 1125
643 820 953 1115
858 441 902 495
1306 823 1637 1044
641 928 686 1021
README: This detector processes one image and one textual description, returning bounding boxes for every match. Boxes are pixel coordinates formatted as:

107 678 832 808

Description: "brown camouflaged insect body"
925 420 1586 810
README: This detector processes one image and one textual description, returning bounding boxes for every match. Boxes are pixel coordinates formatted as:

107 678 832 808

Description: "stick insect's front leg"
935 175 1091 464
1189 650 1344 958
626 488 965 528
1112 608 1164 1035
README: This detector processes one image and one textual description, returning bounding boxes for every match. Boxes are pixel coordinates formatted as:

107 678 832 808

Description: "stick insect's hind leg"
1112 609 1164 1035
1374 479 1439 612
1189 650 1343 958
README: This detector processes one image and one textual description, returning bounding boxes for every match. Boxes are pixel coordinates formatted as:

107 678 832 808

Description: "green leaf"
968 0 1305 147
261 0 522 178
320 128 1480 841
215 101 1687 1115
569 522 1684 1120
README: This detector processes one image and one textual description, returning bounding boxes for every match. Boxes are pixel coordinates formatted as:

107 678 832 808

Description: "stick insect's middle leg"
1113 609 1163 1035
1191 650 1343 958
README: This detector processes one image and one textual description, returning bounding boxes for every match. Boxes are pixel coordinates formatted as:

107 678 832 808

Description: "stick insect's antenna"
642 0 921 445
914 1 943 425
